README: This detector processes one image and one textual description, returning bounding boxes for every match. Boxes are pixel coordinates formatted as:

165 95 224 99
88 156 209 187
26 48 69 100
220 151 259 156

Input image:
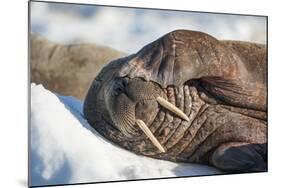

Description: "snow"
30 83 222 187
30 2 267 54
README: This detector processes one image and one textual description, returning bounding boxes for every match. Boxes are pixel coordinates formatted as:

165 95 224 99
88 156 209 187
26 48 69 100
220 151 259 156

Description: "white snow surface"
30 83 222 186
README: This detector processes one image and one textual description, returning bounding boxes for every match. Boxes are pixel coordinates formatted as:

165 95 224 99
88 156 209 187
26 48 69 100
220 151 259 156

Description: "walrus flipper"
210 142 267 173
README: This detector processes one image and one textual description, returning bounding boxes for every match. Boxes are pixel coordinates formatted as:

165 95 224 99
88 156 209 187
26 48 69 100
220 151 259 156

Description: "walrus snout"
104 78 162 137
104 77 192 152
135 99 159 127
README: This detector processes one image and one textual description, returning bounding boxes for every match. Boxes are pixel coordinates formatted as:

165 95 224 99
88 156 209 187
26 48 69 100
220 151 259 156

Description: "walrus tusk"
156 97 189 121
135 119 166 153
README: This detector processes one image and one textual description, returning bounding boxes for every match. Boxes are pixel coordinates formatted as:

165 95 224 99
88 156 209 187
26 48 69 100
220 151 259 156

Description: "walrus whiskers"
135 119 166 153
156 97 189 121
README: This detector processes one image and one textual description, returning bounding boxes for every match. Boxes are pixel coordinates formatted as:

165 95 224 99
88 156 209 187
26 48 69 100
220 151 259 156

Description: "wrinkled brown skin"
31 34 125 99
84 30 267 173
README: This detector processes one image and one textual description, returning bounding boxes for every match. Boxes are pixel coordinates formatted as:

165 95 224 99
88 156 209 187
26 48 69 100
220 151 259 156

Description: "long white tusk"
135 119 166 153
156 96 189 121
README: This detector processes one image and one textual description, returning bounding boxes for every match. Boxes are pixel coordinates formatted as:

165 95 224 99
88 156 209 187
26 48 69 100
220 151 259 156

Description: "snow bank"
30 83 222 186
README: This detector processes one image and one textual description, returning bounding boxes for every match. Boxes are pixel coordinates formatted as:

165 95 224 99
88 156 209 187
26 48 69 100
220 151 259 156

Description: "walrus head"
83 53 190 152
83 29 266 154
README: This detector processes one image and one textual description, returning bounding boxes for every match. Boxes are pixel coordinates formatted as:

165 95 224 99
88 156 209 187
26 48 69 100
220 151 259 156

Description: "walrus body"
84 30 267 173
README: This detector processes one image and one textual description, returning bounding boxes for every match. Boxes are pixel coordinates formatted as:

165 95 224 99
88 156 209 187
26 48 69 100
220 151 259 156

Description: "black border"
28 0 269 187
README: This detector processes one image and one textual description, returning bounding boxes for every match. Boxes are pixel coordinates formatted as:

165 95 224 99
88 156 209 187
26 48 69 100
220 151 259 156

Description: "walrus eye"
113 85 123 96
113 78 128 96
114 87 123 95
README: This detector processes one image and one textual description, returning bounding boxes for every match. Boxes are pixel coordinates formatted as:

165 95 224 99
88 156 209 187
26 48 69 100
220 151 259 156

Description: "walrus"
83 30 267 173
30 34 125 99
